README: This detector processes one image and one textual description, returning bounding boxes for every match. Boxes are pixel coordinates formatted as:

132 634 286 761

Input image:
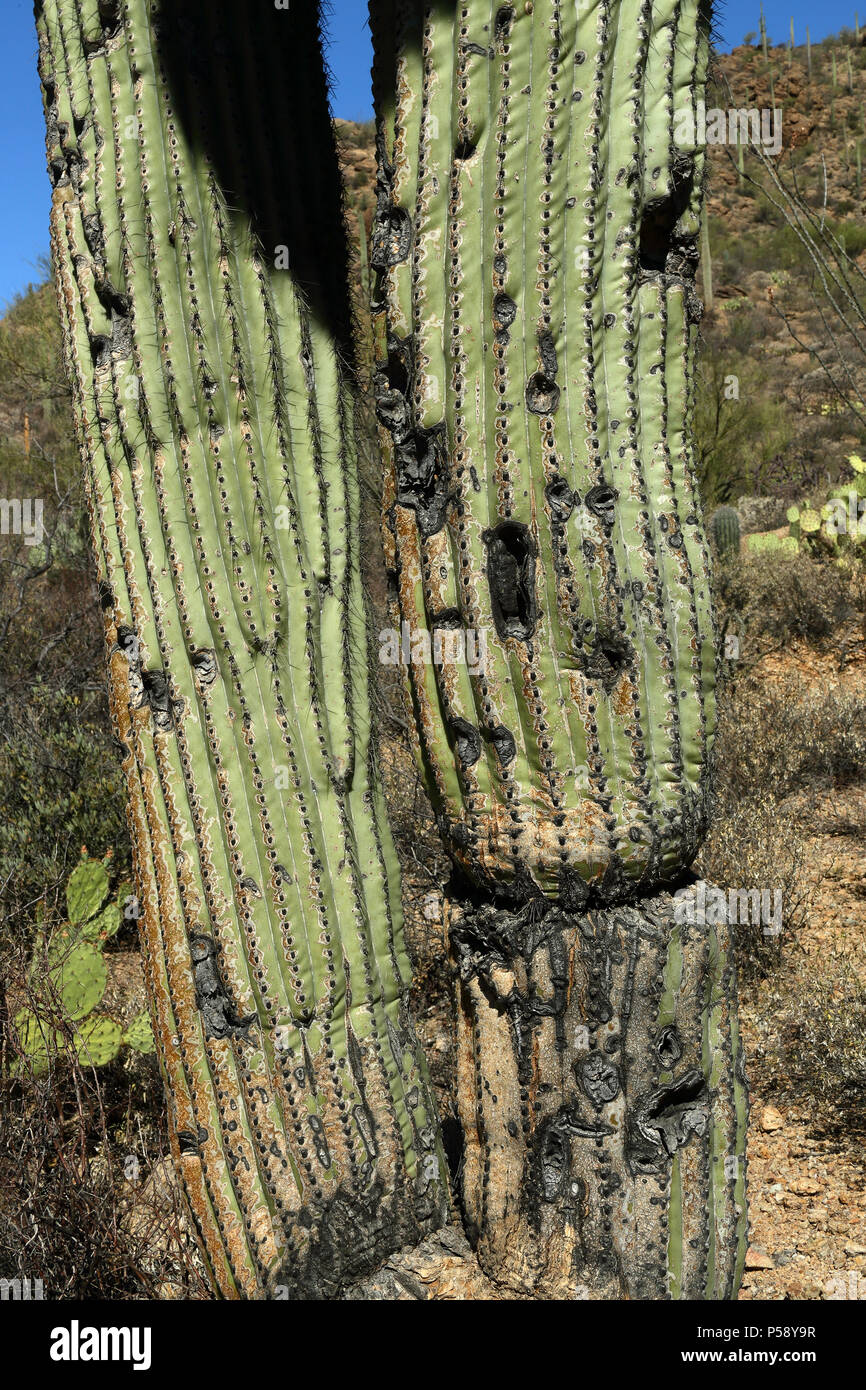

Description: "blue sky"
1 1 863 308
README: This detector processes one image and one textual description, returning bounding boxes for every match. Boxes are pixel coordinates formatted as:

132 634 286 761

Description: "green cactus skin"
36 0 450 1299
74 1015 125 1067
371 0 718 906
13 1012 61 1073
65 856 111 924
124 1009 157 1054
51 941 107 1020
370 0 747 1298
710 506 741 560
746 532 798 554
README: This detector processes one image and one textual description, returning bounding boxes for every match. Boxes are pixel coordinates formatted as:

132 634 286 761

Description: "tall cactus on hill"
35 0 450 1299
370 0 747 1297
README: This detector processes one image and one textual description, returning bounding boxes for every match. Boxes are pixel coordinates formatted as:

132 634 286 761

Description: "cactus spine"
370 0 747 1298
711 507 742 559
36 0 450 1299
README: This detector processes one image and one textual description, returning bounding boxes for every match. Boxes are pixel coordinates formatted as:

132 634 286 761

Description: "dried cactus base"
446 886 749 1299
264 1178 449 1301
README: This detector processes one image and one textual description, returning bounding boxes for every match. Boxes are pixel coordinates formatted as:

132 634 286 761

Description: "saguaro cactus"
372 0 717 908
38 0 747 1300
35 0 450 1298
711 506 742 559
370 0 748 1297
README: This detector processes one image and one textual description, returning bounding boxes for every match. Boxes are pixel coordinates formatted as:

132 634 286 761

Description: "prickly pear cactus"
849 453 866 497
710 506 741 560
370 0 748 1298
371 0 719 906
36 0 449 1299
13 852 155 1075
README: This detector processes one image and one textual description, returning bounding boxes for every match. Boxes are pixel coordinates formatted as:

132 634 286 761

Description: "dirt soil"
738 632 866 1297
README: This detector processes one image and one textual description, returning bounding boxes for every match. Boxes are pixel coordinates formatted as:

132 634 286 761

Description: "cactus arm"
370 0 747 1299
36 0 451 1298
371 0 719 904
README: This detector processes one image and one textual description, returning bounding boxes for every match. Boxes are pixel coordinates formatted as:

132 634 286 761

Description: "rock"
422 893 441 923
745 1248 775 1270
845 1243 866 1256
791 1177 822 1195
760 1105 785 1132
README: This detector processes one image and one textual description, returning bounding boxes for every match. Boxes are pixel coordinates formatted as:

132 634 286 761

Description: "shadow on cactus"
12 852 155 1077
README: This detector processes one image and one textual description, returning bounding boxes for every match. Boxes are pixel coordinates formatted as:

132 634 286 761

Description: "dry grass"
0 939 210 1300
747 952 866 1136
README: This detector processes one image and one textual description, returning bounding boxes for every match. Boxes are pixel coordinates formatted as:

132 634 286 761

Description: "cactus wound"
189 935 256 1041
483 523 538 641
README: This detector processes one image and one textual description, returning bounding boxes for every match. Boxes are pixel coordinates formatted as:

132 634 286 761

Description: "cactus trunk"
371 0 718 906
35 0 451 1299
370 0 747 1297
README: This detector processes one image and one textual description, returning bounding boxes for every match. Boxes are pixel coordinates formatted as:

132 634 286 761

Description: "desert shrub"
736 495 790 533
712 548 857 650
831 218 866 259
712 672 866 806
695 795 811 978
0 277 131 937
748 953 866 1135
0 941 208 1298
694 324 795 505
0 680 129 940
